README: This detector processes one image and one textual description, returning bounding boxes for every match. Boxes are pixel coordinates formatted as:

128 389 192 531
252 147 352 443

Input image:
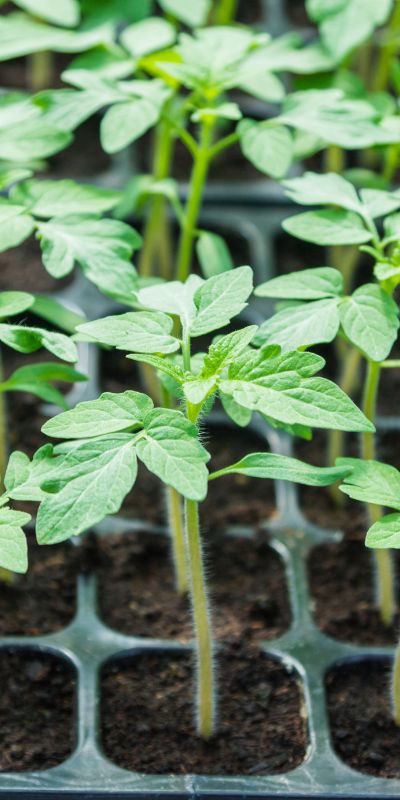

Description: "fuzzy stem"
161 385 187 593
392 641 400 725
176 120 214 283
328 346 362 504
138 118 175 280
362 360 396 627
215 0 239 24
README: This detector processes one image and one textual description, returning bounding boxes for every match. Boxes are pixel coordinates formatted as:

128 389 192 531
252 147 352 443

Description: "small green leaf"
0 120 72 162
0 291 34 318
43 391 153 439
101 97 161 153
0 506 29 573
127 353 184 384
202 326 258 377
282 171 363 213
138 275 202 331
366 513 400 549
78 311 179 354
158 0 211 27
5 445 55 502
339 285 399 362
210 452 352 485
220 392 252 427
256 267 343 300
121 17 176 57
283 209 372 246
384 212 400 244
196 231 233 278
0 324 77 361
239 120 293 179
0 201 34 252
338 457 400 510
255 298 340 351
14 0 80 27
191 266 253 337
11 179 121 217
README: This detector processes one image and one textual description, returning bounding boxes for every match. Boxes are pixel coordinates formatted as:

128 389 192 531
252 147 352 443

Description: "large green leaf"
282 171 363 213
339 285 399 362
0 507 29 573
282 209 372 245
255 298 340 351
238 120 293 179
138 275 203 332
0 201 34 252
338 457 400 509
190 266 253 337
365 514 400 549
78 311 179 354
14 0 80 26
136 408 210 501
220 348 373 432
306 0 393 61
36 436 138 543
42 391 153 439
210 452 351 485
0 120 72 161
256 267 343 300
11 179 121 217
0 324 77 361
37 215 140 302
0 14 112 60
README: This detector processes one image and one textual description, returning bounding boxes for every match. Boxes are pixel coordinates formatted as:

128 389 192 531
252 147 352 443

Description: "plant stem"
362 359 396 627
0 352 6 493
161 385 187 593
138 118 175 280
328 346 362 503
383 143 399 187
392 640 400 725
215 0 239 24
176 120 214 283
30 51 53 92
372 0 400 93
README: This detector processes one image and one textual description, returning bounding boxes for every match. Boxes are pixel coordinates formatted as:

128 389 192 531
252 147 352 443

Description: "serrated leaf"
5 445 56 502
43 391 153 439
202 326 258 377
190 266 253 337
0 324 77 361
136 408 210 501
338 457 400 509
239 120 293 179
256 267 343 300
0 201 34 252
0 506 29 573
255 298 340 351
78 311 179 354
366 514 400 549
210 452 351 485
339 285 399 362
283 209 372 245
0 291 34 318
282 171 363 214
36 215 140 303
36 436 138 543
196 231 233 278
11 179 121 217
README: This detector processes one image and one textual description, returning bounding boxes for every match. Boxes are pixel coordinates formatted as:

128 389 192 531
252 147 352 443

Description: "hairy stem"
328 346 362 503
392 640 400 725
362 360 396 627
176 120 214 282
215 0 239 24
161 385 187 593
138 118 175 280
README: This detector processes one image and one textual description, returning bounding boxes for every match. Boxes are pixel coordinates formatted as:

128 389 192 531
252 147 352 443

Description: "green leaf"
78 311 179 354
339 285 399 362
36 436 138 543
138 275 203 332
121 17 176 57
238 120 293 179
307 0 393 61
32 296 85 334
360 189 400 220
5 445 56 502
282 171 363 213
11 179 121 217
100 97 161 153
196 231 233 278
0 120 72 162
136 408 210 501
202 326 258 377
220 392 252 427
338 457 400 509
42 391 153 439
127 353 184 384
1 362 86 408
256 267 343 300
157 0 211 27
37 215 140 303
0 291 34 318
182 376 217 405
14 0 80 26
35 87 114 131
191 102 242 123
0 201 34 252
220 348 374 433
384 212 400 244
255 298 340 351
0 507 29 573
366 513 400 549
191 266 253 337
283 209 372 246
0 14 112 60
0 166 32 190
210 452 352 485
0 324 77 361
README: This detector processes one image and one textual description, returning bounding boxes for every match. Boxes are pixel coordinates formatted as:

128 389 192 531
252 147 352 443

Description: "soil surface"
101 645 307 775
97 530 290 641
0 236 62 294
327 659 400 778
0 650 76 772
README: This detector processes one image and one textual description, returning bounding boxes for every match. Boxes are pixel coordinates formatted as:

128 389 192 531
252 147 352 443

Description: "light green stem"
176 120 214 282
215 0 239 24
30 51 53 92
392 641 400 724
161 385 187 594
328 346 362 504
138 118 175 280
383 143 399 186
0 352 6 492
362 360 396 627
372 0 400 93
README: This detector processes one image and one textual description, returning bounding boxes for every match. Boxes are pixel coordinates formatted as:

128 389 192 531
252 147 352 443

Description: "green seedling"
8 267 372 738
338 457 400 724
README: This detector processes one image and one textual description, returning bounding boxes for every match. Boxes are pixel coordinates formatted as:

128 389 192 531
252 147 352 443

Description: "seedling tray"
1 412 400 799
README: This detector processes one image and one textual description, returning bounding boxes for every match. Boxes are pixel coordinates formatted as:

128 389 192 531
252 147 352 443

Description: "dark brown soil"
0 649 76 772
97 530 290 641
0 236 62 294
327 659 400 778
0 536 81 635
101 645 307 775
47 118 111 179
275 231 327 275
